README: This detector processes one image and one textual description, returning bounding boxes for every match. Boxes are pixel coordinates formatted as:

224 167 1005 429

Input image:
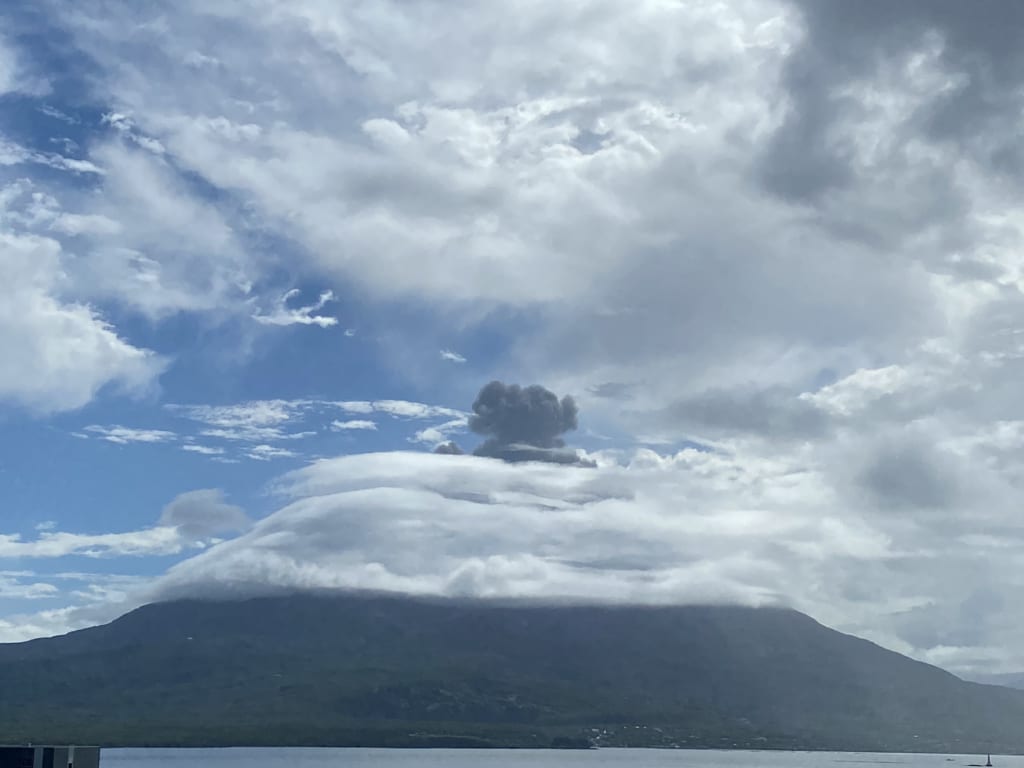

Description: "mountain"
969 672 1024 691
0 593 1019 751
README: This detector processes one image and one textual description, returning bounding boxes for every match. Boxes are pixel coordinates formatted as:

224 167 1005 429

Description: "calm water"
102 750 1024 768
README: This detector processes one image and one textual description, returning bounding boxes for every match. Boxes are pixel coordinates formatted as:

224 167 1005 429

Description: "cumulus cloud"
469 381 587 465
440 349 466 363
157 489 250 540
0 574 59 600
0 209 164 413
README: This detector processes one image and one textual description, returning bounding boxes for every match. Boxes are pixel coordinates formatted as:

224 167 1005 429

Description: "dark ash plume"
468 381 591 465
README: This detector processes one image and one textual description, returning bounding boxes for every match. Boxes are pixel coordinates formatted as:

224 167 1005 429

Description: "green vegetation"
0 593 1020 752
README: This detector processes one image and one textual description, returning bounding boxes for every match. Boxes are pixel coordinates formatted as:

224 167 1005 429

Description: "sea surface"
102 750 1024 768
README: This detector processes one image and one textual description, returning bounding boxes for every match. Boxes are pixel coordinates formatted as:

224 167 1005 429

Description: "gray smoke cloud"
158 489 251 540
469 381 590 465
433 441 465 455
765 0 1024 205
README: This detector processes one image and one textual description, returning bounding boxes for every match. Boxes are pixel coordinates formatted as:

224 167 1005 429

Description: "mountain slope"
970 672 1024 690
0 593 1017 751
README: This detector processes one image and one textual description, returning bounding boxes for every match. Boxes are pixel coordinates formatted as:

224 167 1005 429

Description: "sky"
3 0 1024 678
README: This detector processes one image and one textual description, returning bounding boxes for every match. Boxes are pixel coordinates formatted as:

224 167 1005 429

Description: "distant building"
0 746 100 768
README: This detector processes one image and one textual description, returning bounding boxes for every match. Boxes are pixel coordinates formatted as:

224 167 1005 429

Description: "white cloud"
61 141 253 319
0 609 95 644
0 138 103 174
0 491 245 567
84 425 177 445
47 212 122 237
168 398 465 444
334 401 374 414
149 450 866 617
0 205 164 413
370 400 464 420
411 417 468 446
38 104 78 124
0 574 59 600
331 420 377 431
168 400 311 442
803 365 915 417
0 33 49 96
440 349 466 363
38 0 795 314
0 35 20 95
0 527 186 559
181 444 225 456
246 444 298 461
252 289 338 328
101 112 166 154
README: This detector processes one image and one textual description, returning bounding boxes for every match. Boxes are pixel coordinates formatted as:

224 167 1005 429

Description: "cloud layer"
136 449 1021 677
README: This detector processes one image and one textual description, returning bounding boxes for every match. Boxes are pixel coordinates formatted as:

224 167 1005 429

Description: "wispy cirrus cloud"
0 33 49 97
0 489 247 561
0 528 186 559
331 420 377 431
166 400 313 442
0 138 103 174
167 398 465 443
246 444 299 461
181 444 225 456
83 425 177 445
252 289 338 329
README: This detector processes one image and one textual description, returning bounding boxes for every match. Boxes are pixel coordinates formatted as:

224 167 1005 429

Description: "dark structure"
0 746 100 768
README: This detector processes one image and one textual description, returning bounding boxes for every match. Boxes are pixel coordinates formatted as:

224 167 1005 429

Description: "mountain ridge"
0 592 1017 751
